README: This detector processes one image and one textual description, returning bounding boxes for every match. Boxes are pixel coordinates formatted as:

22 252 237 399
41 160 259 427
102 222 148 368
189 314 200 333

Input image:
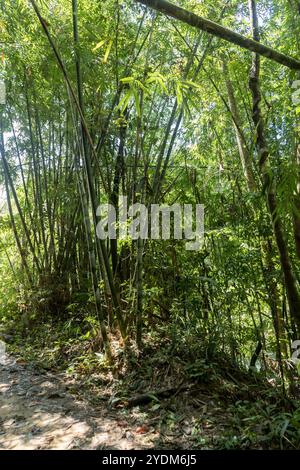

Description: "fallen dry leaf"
135 425 149 434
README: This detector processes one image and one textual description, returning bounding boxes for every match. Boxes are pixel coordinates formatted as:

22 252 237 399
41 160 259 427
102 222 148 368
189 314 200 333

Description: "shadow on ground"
0 356 156 450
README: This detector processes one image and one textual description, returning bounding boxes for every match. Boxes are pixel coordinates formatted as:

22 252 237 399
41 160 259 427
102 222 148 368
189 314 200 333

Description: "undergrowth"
2 312 300 449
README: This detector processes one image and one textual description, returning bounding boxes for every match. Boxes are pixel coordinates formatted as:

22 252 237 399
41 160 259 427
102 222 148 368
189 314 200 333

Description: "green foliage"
0 0 300 449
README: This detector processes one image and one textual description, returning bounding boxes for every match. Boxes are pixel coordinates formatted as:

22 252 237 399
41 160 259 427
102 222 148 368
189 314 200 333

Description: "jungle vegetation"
1 0 300 449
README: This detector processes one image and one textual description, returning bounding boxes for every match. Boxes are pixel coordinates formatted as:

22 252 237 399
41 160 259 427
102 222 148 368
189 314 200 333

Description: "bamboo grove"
0 0 300 381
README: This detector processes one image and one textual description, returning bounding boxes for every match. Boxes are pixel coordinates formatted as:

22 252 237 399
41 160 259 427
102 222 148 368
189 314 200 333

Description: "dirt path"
0 356 156 450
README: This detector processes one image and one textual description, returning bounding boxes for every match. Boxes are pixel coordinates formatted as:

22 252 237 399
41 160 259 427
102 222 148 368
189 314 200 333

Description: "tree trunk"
248 0 300 332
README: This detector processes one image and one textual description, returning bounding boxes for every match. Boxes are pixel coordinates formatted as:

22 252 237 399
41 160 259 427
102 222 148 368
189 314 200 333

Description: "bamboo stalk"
136 0 300 70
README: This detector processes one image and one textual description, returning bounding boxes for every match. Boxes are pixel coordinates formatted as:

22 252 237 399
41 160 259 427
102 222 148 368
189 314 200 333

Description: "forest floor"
1 322 299 450
0 355 157 450
0 348 246 450
0 354 235 450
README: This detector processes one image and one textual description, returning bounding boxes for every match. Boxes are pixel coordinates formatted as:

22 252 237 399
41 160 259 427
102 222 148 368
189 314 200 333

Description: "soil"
0 355 158 450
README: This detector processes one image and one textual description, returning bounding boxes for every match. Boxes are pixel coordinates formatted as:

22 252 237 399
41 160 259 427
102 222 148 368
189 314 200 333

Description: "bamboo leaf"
103 39 113 63
117 90 132 114
92 39 106 52
132 87 141 116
